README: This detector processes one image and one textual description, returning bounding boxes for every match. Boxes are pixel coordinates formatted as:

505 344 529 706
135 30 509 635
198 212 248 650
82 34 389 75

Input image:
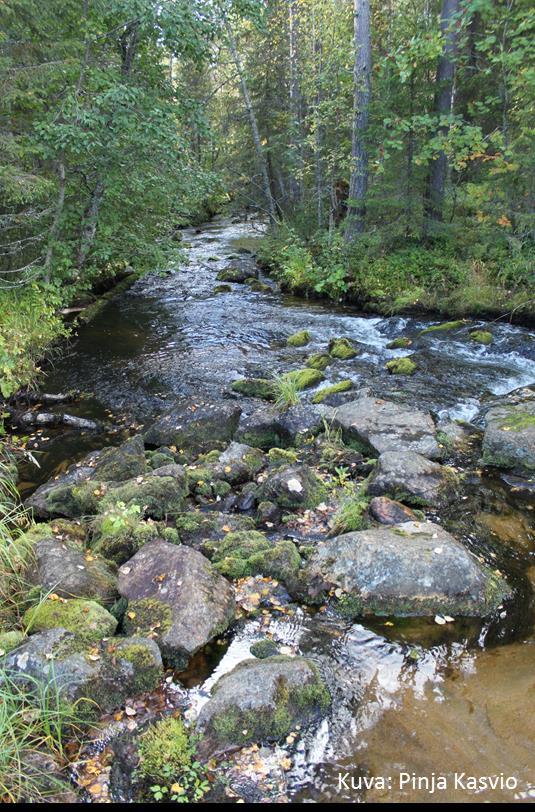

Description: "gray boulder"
331 395 440 459
299 521 510 617
196 655 329 755
236 404 323 450
367 450 459 506
143 401 241 454
3 629 163 715
482 398 535 476
118 540 235 668
212 442 266 485
257 464 327 510
31 536 117 603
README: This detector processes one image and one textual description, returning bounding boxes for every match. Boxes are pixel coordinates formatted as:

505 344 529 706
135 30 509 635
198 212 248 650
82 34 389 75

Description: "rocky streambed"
4 217 535 803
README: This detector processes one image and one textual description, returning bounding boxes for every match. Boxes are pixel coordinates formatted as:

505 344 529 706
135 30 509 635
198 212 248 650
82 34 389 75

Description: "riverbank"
256 226 535 326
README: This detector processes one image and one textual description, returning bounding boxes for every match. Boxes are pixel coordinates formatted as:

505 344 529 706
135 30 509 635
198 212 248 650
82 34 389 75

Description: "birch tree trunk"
423 0 460 237
345 0 372 242
226 22 277 225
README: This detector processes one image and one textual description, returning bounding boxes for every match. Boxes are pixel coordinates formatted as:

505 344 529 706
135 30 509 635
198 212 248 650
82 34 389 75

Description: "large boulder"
99 465 188 519
298 521 510 617
257 464 327 510
196 655 330 755
482 398 535 476
331 395 440 459
118 540 235 668
236 404 323 449
31 535 117 603
2 629 163 715
26 437 146 518
367 451 460 507
143 401 241 454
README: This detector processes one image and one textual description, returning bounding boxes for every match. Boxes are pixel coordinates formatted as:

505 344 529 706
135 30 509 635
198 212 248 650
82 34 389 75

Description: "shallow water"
24 217 535 803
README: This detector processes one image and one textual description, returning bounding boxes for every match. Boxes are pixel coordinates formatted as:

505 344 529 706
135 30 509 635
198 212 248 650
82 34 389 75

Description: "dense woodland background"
0 0 534 396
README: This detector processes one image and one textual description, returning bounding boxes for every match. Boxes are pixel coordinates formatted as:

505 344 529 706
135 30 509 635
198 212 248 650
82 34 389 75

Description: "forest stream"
14 217 535 803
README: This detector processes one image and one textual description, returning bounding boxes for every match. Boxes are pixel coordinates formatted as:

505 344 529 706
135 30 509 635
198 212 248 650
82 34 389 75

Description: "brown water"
21 216 535 803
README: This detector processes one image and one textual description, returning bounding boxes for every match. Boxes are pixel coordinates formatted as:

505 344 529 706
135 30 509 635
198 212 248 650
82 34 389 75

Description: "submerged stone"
299 521 510 617
196 655 330 754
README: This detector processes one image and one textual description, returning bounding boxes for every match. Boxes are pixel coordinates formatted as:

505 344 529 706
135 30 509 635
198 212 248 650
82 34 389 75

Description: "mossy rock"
385 356 417 375
248 280 272 293
23 598 117 644
420 319 467 334
0 630 25 656
281 368 324 391
328 337 358 360
312 380 353 404
250 638 280 659
174 511 256 549
196 656 330 754
306 352 331 371
91 510 177 565
469 329 493 345
213 284 232 294
122 597 173 639
99 471 187 520
257 464 327 510
206 530 302 585
267 447 299 466
386 337 412 349
287 330 311 347
231 378 275 400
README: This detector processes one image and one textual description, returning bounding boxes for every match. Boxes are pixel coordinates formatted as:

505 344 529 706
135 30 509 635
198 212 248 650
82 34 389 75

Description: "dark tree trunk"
423 0 460 237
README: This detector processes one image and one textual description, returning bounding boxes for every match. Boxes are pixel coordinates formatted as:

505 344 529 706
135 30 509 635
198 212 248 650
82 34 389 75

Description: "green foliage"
331 480 370 535
138 716 209 803
272 373 301 410
0 669 81 802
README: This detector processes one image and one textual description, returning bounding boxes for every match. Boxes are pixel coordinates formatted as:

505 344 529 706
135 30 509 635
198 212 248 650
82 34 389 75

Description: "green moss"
420 319 467 334
91 504 172 564
328 337 358 359
23 598 117 644
287 330 311 347
116 640 162 693
138 717 194 782
306 352 331 371
386 337 412 349
281 367 324 391
267 447 299 465
100 475 187 519
231 378 275 400
498 412 535 431
469 329 493 345
0 630 25 656
208 530 302 584
213 284 232 294
385 356 417 375
250 638 279 658
312 380 353 403
123 598 173 639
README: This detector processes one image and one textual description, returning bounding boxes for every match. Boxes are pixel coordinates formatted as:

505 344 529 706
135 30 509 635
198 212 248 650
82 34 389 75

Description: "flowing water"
22 217 535 802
